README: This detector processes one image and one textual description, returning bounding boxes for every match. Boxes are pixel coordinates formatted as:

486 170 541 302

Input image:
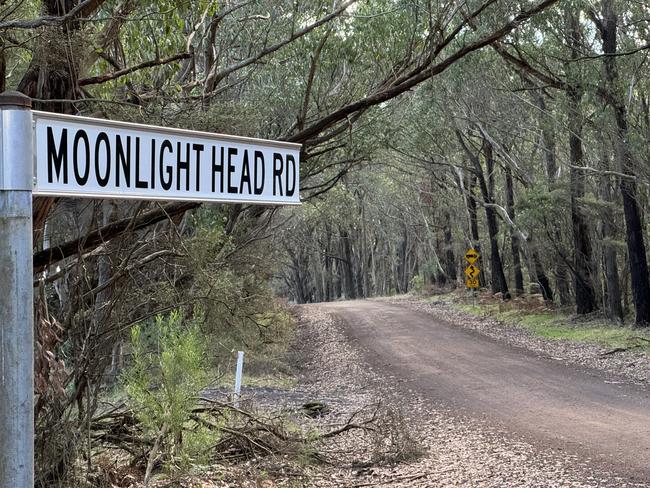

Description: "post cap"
0 91 32 108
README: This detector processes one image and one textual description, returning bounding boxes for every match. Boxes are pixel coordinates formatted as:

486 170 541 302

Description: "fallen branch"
321 404 381 439
600 347 629 356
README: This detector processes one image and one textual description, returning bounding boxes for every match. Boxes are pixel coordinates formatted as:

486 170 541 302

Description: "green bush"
409 275 425 294
122 311 216 471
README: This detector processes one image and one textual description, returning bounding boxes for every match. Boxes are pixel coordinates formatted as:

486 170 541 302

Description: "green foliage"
409 274 425 294
123 311 216 467
184 206 296 377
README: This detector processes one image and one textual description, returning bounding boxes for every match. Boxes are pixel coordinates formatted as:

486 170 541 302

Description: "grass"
516 318 650 354
443 292 650 355
424 293 452 304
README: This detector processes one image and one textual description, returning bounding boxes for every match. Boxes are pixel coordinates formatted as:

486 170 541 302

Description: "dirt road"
322 300 650 481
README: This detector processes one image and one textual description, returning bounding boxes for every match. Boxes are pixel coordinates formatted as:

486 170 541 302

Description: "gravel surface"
290 304 648 488
379 295 650 387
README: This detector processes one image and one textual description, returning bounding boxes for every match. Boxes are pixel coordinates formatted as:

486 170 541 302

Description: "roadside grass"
437 291 650 355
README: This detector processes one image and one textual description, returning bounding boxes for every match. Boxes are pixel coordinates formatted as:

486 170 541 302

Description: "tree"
589 0 650 325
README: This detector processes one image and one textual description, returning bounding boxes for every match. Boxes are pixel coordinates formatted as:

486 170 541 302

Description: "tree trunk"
568 86 598 314
566 11 598 314
443 211 457 286
533 89 570 305
600 0 650 325
481 141 510 298
532 249 554 301
505 166 524 295
598 156 623 321
397 228 409 293
340 229 357 299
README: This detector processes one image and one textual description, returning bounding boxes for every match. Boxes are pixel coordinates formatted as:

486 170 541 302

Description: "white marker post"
0 92 34 487
0 90 300 486
233 351 244 408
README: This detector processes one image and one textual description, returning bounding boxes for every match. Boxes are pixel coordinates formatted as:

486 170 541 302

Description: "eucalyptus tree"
587 0 650 325
280 158 453 302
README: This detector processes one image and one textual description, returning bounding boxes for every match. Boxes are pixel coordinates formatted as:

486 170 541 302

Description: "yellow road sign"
466 277 479 289
464 265 480 280
464 249 480 264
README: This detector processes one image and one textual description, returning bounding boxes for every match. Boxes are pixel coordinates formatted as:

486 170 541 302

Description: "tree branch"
79 52 191 86
207 0 358 89
288 0 561 145
0 0 107 30
492 41 566 90
33 201 199 272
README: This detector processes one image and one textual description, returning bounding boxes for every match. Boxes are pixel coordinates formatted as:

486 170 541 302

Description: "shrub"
409 275 425 294
122 311 216 475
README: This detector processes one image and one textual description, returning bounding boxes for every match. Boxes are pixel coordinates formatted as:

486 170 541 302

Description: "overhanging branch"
287 0 561 146
79 53 191 86
34 201 199 272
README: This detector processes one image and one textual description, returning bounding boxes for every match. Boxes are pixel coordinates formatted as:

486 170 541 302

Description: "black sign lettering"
148 138 156 189
212 146 224 193
159 139 173 190
285 154 296 197
95 132 111 187
227 147 237 193
135 137 147 189
47 127 68 184
73 130 90 185
176 142 191 192
254 150 265 195
116 135 131 187
273 153 283 196
192 144 204 192
239 149 252 194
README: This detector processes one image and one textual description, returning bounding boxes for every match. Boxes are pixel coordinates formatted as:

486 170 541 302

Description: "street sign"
465 264 480 291
464 248 480 264
33 111 301 204
0 91 303 487
464 264 480 279
466 277 479 289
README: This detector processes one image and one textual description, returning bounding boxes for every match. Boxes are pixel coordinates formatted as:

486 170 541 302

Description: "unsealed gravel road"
323 300 650 483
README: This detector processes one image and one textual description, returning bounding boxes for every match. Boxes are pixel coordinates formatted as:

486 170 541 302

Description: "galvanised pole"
0 91 34 488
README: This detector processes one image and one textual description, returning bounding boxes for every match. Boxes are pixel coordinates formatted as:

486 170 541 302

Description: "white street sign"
33 111 301 204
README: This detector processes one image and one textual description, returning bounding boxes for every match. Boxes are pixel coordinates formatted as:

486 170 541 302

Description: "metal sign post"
0 92 35 487
0 90 301 487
